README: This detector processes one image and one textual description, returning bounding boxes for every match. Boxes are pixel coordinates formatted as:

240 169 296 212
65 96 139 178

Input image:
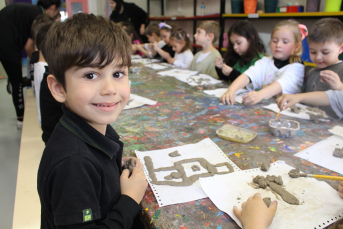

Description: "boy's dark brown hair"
171 28 192 53
307 18 343 45
198 21 221 44
36 23 53 51
145 23 160 36
31 14 54 42
42 13 131 90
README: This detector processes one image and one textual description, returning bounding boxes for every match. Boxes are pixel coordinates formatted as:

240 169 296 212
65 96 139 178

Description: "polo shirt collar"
273 57 290 69
39 5 45 14
60 104 121 158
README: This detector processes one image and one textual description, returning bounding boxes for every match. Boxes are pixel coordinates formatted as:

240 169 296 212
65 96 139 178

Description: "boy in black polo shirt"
37 13 148 229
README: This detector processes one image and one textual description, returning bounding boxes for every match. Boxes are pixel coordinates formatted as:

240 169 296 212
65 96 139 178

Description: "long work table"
114 66 342 229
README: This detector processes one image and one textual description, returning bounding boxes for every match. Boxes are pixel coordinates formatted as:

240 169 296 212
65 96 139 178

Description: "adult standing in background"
109 0 148 42
0 0 61 129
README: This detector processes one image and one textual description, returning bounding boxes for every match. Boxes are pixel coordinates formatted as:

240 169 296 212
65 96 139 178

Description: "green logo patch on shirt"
83 209 93 222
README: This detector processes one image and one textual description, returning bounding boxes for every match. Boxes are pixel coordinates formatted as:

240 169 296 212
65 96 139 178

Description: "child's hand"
121 157 143 168
320 70 343 90
222 64 233 76
220 89 236 105
275 94 301 111
215 57 223 68
152 42 159 50
233 193 277 229
120 165 148 204
339 181 343 199
242 91 263 106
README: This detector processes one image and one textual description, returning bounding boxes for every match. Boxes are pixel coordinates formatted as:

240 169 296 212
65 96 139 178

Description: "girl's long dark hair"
224 20 265 67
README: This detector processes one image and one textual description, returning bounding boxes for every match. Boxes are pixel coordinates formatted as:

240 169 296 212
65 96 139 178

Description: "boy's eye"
85 72 98 80
113 71 125 78
323 52 329 55
272 39 277 43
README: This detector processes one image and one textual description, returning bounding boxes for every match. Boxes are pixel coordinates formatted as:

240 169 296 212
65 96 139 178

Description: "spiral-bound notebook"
295 135 343 175
199 161 343 229
135 138 240 207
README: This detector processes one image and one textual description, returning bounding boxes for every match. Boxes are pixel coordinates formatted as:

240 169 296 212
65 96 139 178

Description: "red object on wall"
287 5 299 12
66 0 88 17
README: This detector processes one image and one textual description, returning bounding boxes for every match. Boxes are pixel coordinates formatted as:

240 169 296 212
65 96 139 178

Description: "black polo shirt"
0 3 43 63
37 105 141 228
40 68 64 144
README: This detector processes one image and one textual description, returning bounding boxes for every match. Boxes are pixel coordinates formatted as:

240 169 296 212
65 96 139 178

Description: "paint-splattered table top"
112 67 342 229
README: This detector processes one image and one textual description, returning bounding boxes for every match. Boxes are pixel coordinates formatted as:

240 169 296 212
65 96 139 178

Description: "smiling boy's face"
50 59 130 134
309 41 343 69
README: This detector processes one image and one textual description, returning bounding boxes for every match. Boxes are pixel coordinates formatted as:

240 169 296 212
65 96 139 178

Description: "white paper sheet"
131 55 142 59
124 94 157 110
200 161 343 229
157 68 199 77
203 88 248 103
263 103 329 120
329 126 343 138
173 74 222 86
294 135 343 174
159 63 175 68
130 58 160 64
135 138 241 207
143 63 169 70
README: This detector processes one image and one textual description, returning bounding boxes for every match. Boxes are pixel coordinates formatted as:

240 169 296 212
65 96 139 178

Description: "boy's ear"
47 74 66 103
339 43 343 54
207 32 215 41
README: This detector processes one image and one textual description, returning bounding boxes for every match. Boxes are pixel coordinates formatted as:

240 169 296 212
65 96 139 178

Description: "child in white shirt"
153 28 194 69
33 23 52 125
221 20 307 106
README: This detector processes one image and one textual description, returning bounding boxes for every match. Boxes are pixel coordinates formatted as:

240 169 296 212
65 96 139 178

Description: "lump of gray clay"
290 105 299 114
333 148 343 158
122 158 136 176
169 150 181 157
261 162 270 171
263 197 271 207
253 175 299 205
191 165 201 171
288 168 307 178
170 172 182 179
253 175 268 189
164 175 173 180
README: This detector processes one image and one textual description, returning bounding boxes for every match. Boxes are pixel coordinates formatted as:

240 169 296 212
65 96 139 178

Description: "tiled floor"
0 76 24 229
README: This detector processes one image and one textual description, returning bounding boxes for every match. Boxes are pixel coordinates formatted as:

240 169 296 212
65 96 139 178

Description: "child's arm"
320 70 343 91
222 64 233 76
233 193 277 229
276 92 330 110
153 42 172 60
220 74 250 105
131 44 137 54
136 44 151 57
167 57 176 65
242 81 282 106
339 181 343 199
